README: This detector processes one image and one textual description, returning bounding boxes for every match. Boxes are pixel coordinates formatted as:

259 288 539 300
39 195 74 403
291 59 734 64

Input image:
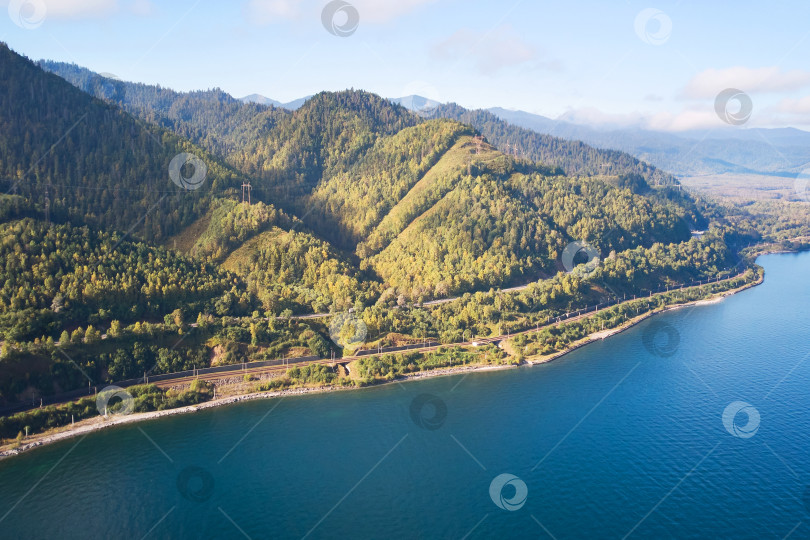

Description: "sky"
3 0 810 131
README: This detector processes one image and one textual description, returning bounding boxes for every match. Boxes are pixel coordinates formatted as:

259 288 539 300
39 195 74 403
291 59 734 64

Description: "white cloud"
244 0 436 25
760 96 810 127
245 0 301 24
775 96 810 115
43 0 117 18
563 101 810 132
2 0 154 19
681 67 810 99
645 110 720 131
351 0 436 23
559 106 729 132
432 25 556 75
559 107 649 129
128 0 155 17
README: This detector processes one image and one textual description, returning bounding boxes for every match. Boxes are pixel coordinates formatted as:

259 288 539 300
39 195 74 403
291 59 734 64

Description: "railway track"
4 271 751 411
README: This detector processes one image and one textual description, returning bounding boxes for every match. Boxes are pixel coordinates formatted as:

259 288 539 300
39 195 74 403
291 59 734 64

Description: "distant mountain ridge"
428 103 677 185
239 94 310 110
40 62 677 189
33 62 810 179
241 94 441 112
380 93 810 178
487 107 810 177
389 95 442 112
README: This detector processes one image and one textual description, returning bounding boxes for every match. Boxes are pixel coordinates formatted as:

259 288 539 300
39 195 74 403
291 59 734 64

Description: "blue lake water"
1 252 810 539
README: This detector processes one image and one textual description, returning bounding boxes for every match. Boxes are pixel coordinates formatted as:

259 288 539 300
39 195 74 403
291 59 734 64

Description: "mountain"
0 43 746 409
430 103 677 185
281 96 311 110
23 50 705 299
3 46 259 241
34 56 701 298
239 94 310 110
1 45 376 334
488 107 810 177
40 62 681 191
390 95 442 112
219 91 701 299
38 60 290 158
240 94 284 107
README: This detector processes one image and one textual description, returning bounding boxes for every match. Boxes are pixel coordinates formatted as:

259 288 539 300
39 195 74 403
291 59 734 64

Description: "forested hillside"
370 150 694 298
0 218 249 342
42 62 677 191
38 60 289 158
4 44 708 308
0 45 255 241
0 43 755 408
231 90 418 201
429 103 676 185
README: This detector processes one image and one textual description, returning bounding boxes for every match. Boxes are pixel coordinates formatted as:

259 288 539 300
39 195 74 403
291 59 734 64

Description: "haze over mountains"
49 55 806 180
197 91 810 178
38 60 678 186
487 107 810 177
239 94 310 110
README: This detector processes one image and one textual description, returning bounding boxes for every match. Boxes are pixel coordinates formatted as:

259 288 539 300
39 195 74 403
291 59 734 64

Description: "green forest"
0 42 794 415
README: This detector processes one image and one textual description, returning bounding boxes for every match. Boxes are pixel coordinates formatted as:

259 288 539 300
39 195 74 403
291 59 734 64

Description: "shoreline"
525 283 747 366
0 363 520 461
0 273 761 461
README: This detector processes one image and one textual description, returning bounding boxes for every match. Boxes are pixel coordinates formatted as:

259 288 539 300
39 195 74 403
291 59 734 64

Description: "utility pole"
44 184 50 225
242 182 252 205
473 135 483 155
